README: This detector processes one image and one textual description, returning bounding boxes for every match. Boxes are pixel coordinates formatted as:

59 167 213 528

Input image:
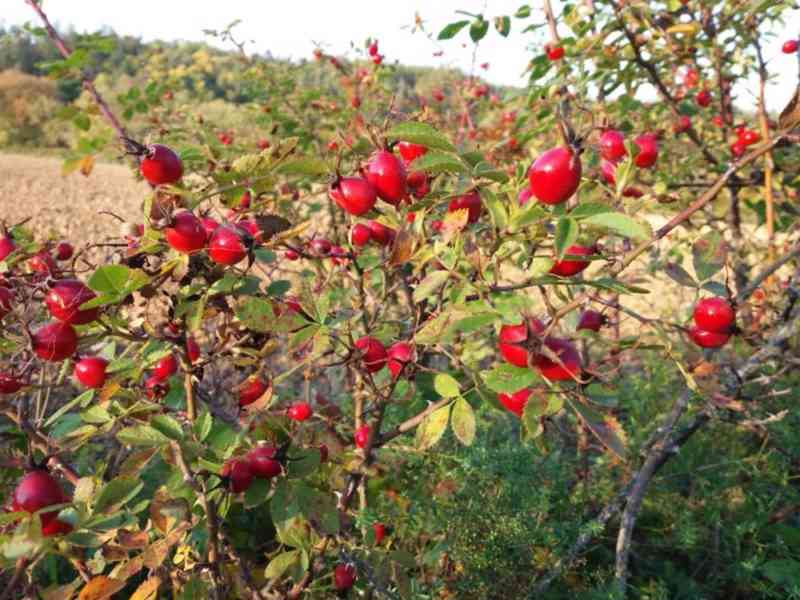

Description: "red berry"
712 115 725 127
236 219 263 244
549 245 593 277
623 187 644 198
145 375 169 399
431 220 444 233
287 402 313 421
201 216 220 238
372 54 384 65
334 563 357 590
369 41 379 56
601 160 618 185
238 190 252 210
154 353 178 380
285 250 299 261
0 236 16 262
29 252 57 275
0 286 13 320
731 141 746 157
373 522 387 544
74 356 108 389
529 147 582 205
319 444 329 463
367 221 396 247
499 388 533 416
186 336 201 364
689 326 730 348
674 115 692 134
546 45 565 60
310 239 333 256
693 297 735 333
239 376 268 407
32 322 78 362
448 191 483 224
350 224 372 248
599 129 627 162
696 90 712 107
387 341 415 378
534 337 581 381
13 470 69 528
739 129 760 146
397 141 428 162
498 319 546 368
140 144 183 186
209 225 247 266
0 372 24 394
42 518 73 537
247 445 283 479
55 241 74 261
577 310 605 332
355 336 388 373
222 458 254 493
407 170 430 199
365 150 408 205
355 424 372 449
165 212 206 254
518 186 533 206
782 40 798 54
44 279 100 325
329 177 377 216
634 134 659 168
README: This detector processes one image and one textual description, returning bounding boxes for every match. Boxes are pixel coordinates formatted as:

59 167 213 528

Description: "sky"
2 1 798 112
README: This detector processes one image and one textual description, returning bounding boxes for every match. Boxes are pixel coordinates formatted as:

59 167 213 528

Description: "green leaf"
451 398 476 445
116 425 170 447
510 204 547 230
410 152 467 175
664 262 697 288
583 212 651 241
438 20 469 40
94 477 143 513
473 161 509 183
482 363 537 393
470 18 490 42
416 404 451 450
45 390 94 427
434 373 460 398
244 478 271 509
276 158 329 176
692 231 727 281
265 550 301 580
570 202 612 219
515 5 532 18
386 122 455 153
150 415 184 441
193 411 213 442
555 217 579 259
494 15 511 36
88 265 132 294
81 405 111 424
484 191 509 230
235 298 277 333
413 271 450 304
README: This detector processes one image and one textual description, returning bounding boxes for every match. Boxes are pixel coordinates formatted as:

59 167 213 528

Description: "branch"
543 0 561 44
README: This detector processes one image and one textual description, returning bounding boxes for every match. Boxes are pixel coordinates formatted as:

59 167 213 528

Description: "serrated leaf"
411 152 467 175
78 576 124 600
387 122 455 153
515 5 531 18
434 373 460 398
276 158 329 176
94 477 143 513
413 270 450 303
583 212 650 241
692 231 727 281
570 400 627 459
570 202 612 219
482 363 537 393
473 161 509 183
470 18 489 42
664 262 697 288
438 20 469 40
116 425 170 447
88 265 132 294
150 415 184 441
555 217 579 259
451 398 476 445
265 550 301 580
416 404 451 450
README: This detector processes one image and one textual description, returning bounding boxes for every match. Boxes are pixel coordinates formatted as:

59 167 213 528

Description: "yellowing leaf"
389 229 415 267
451 398 476 445
129 576 161 600
79 155 95 177
416 404 451 450
78 577 124 600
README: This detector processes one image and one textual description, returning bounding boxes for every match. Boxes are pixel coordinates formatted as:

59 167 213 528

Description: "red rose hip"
693 297 735 334
528 147 582 205
140 144 183 186
74 356 109 389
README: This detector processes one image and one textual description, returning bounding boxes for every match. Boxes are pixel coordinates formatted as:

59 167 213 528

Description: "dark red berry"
310 239 333 256
0 372 24 394
238 376 268 407
222 458 254 493
329 177 377 216
599 129 627 162
247 444 283 479
693 297 735 333
498 318 546 368
55 241 74 261
165 212 206 254
373 522 387 544
695 90 712 107
351 224 372 247
74 356 108 389
577 310 605 332
367 221 395 247
365 150 408 205
140 144 183 186
287 402 313 421
634 134 659 168
154 354 178 380
549 245 593 277
209 225 247 266
13 470 69 528
334 563 357 591
355 337 388 373
448 191 482 224
498 388 533 416
355 424 372 449
534 337 581 381
45 280 99 325
32 322 78 362
186 336 201 364
529 147 582 205
689 326 730 348
145 375 170 399
0 236 16 262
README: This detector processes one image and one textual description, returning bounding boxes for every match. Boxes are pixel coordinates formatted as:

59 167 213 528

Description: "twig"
0 557 31 600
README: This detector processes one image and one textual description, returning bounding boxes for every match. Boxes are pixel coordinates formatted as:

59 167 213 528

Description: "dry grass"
0 152 148 245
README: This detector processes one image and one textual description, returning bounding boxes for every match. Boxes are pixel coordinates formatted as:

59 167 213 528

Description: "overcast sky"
2 1 797 111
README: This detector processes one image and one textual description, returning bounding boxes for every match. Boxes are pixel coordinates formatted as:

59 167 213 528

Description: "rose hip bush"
1 0 800 598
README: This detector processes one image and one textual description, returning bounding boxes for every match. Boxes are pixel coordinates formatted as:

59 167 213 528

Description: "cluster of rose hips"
688 296 735 348
730 126 761 158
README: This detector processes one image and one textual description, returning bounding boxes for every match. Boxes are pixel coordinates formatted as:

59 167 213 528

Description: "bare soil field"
0 152 148 245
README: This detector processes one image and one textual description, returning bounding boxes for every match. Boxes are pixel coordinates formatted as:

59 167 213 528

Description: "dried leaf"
79 155 95 177
253 214 292 241
129 576 161 600
42 579 81 600
779 86 800 130
570 401 627 459
441 208 469 243
117 529 149 549
77 577 124 600
389 228 415 267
